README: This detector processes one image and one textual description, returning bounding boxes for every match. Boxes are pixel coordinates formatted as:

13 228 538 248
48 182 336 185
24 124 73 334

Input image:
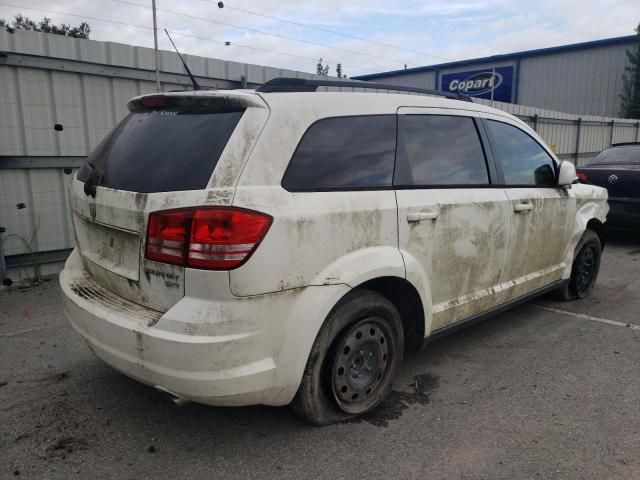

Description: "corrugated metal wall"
0 29 321 281
362 39 636 117
518 44 629 117
0 29 321 158
1 30 639 282
0 168 76 278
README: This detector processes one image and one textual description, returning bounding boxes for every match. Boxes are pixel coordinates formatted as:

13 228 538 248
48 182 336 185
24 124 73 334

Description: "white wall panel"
0 67 25 155
0 169 77 257
16 68 57 156
52 72 89 156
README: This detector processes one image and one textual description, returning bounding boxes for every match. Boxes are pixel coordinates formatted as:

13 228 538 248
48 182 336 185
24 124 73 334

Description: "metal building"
353 36 638 117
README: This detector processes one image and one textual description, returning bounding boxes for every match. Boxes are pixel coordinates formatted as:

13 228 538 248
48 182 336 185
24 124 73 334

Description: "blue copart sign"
442 66 514 102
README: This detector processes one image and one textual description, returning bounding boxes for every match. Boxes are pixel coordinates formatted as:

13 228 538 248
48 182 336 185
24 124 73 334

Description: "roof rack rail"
256 77 472 102
612 141 640 147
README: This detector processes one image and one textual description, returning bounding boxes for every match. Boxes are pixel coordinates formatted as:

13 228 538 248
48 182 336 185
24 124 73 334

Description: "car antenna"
163 29 200 91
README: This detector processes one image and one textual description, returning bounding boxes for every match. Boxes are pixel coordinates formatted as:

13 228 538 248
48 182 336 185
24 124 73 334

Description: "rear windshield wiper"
83 162 103 197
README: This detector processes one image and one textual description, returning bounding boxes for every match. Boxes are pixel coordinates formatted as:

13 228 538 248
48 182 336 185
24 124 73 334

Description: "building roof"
353 35 638 80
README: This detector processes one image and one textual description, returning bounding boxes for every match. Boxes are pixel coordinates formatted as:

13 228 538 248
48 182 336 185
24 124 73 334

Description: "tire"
553 229 601 301
291 289 404 425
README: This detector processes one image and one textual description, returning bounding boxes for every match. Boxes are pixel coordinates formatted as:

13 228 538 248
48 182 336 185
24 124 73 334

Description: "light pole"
152 0 161 91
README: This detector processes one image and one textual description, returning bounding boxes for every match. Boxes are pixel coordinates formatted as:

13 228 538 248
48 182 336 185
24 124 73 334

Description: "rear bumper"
60 249 348 407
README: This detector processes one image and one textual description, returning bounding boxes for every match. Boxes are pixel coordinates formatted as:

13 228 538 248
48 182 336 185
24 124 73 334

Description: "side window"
395 115 489 186
484 120 556 186
282 115 396 190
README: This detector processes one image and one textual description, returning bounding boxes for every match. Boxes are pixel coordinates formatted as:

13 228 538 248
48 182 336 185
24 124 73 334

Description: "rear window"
77 106 244 193
589 146 640 165
281 115 396 191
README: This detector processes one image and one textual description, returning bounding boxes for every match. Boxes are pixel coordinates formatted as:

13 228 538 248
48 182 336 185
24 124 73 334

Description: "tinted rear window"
395 115 489 186
282 115 396 190
77 108 244 193
589 146 640 165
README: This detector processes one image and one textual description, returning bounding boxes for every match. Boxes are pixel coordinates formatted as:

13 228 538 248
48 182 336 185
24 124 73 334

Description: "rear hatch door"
69 92 268 312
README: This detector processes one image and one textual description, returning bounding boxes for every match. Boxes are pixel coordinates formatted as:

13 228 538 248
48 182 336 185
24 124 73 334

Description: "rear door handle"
407 211 439 222
513 202 533 213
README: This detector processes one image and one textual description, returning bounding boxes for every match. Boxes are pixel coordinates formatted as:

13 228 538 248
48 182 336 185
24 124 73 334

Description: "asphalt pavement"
1 232 639 480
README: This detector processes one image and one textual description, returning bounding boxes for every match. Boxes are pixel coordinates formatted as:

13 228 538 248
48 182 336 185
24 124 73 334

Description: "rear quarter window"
78 107 244 193
281 115 396 191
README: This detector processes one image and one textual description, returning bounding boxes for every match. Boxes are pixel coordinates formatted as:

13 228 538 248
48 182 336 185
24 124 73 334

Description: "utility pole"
152 0 161 92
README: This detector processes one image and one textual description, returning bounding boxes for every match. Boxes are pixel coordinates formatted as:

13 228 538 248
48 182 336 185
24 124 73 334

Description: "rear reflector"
145 207 272 270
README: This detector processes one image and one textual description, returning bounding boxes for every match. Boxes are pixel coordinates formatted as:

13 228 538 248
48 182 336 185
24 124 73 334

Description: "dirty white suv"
60 78 608 424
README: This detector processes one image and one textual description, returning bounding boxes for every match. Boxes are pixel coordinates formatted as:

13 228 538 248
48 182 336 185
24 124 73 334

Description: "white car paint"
60 89 608 407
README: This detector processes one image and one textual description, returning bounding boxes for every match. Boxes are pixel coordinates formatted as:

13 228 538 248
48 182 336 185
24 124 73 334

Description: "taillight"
577 171 588 182
146 209 192 266
188 208 272 269
145 207 272 270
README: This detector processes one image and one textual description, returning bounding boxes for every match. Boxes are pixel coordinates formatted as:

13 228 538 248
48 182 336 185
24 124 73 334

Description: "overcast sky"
2 0 640 76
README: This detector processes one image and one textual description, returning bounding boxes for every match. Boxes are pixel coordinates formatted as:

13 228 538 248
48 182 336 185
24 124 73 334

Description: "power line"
112 0 420 69
208 1 451 62
0 2 376 73
169 30 379 73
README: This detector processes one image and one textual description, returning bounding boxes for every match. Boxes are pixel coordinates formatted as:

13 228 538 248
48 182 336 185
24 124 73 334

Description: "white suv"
60 78 608 424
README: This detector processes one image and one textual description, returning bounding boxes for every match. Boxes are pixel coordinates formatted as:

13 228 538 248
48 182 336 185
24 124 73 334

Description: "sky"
1 0 639 77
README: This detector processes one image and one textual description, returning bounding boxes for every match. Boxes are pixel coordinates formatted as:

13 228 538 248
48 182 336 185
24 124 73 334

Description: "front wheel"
554 229 602 300
291 289 404 425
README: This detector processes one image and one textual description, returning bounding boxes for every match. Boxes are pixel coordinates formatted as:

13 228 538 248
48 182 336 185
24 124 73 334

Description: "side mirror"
557 161 577 187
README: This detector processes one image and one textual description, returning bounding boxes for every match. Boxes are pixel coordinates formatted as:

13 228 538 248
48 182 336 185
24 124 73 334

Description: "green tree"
621 22 640 119
0 14 90 39
316 57 329 76
336 63 347 79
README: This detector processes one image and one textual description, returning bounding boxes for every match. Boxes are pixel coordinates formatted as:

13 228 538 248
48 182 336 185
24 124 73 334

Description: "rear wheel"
292 289 404 425
554 229 601 300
